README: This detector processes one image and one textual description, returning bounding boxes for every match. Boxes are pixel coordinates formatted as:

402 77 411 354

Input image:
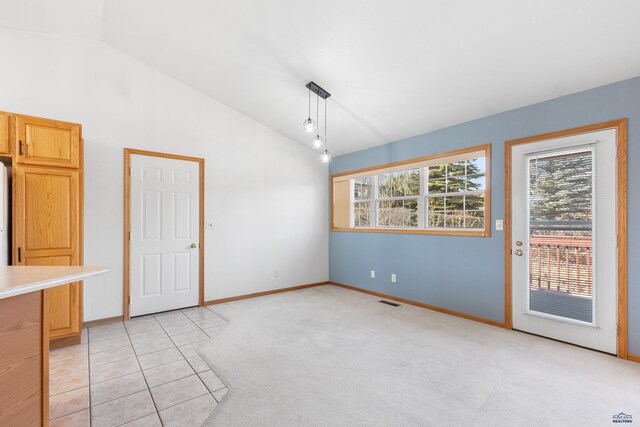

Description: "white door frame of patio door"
124 148 204 319
505 120 628 358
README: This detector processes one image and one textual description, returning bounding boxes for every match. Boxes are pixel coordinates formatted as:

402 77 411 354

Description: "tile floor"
49 306 229 426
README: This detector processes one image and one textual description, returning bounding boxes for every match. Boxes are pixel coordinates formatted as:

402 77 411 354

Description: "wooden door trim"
123 148 205 320
504 119 628 359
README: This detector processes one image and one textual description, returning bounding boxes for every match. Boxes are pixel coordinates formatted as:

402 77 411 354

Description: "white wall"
0 28 329 321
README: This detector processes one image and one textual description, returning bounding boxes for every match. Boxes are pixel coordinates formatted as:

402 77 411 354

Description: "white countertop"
0 266 109 300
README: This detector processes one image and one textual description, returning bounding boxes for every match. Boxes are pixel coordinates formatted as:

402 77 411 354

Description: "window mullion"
372 175 378 228
349 179 355 228
463 160 468 228
418 167 425 228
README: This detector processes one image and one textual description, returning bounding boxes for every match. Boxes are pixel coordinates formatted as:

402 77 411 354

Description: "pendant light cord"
316 94 319 131
324 98 327 148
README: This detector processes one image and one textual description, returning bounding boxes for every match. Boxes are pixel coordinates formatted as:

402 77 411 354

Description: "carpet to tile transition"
199 286 640 426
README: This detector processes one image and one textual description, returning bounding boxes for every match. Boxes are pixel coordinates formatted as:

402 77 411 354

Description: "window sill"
330 227 490 237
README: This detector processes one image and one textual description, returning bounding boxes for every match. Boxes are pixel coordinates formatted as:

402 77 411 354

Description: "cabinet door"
27 258 81 339
16 115 81 168
14 167 82 339
0 112 9 155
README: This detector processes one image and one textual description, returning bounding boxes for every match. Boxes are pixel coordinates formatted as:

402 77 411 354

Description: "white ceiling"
2 0 640 155
0 0 104 39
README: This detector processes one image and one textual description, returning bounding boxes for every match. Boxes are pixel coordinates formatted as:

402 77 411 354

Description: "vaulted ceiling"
2 0 640 155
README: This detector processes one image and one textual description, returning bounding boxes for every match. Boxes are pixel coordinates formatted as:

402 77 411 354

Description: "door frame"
123 148 205 320
504 119 628 358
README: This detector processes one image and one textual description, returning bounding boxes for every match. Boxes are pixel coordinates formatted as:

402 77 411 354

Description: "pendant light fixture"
321 149 331 163
302 89 316 133
320 97 331 162
311 95 323 149
304 82 332 162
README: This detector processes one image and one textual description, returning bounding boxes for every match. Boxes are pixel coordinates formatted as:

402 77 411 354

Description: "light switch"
206 220 215 230
495 219 503 231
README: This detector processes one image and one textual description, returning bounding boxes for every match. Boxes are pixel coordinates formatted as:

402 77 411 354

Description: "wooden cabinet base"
50 334 81 350
47 282 82 342
0 290 49 426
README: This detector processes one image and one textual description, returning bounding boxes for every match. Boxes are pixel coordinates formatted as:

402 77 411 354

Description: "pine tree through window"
426 158 486 229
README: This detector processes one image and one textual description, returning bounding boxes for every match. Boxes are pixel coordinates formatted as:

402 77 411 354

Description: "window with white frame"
353 176 372 227
331 145 490 236
425 158 486 229
376 169 420 227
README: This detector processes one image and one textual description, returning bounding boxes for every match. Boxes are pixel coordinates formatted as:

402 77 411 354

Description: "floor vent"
379 300 400 307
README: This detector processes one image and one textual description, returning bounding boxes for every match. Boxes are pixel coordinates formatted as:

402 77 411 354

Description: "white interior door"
511 128 617 354
130 154 200 317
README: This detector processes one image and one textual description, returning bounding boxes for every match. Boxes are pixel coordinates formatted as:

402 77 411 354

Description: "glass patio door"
511 128 618 354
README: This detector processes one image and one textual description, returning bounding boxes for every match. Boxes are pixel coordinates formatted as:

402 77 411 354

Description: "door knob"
190 243 198 249
514 249 523 256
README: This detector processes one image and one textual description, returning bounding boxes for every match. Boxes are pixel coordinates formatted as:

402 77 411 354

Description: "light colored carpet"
199 285 640 426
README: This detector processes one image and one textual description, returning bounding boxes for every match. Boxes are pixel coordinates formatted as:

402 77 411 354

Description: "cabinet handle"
19 140 23 156
17 247 22 263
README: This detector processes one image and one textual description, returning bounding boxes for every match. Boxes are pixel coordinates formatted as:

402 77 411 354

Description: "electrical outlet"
273 270 279 278
391 274 397 283
495 219 503 231
371 270 375 278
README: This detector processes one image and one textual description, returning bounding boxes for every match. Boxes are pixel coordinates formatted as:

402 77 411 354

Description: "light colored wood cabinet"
0 112 9 155
48 284 80 339
14 163 83 341
3 110 84 345
16 115 81 168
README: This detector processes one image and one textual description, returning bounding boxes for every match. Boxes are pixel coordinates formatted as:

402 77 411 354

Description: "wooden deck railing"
529 235 593 297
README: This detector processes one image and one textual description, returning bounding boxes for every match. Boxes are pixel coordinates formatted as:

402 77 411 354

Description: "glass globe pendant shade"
303 117 316 133
311 135 323 149
321 149 331 163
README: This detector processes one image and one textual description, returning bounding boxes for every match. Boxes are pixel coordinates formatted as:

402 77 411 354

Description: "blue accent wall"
329 76 640 354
